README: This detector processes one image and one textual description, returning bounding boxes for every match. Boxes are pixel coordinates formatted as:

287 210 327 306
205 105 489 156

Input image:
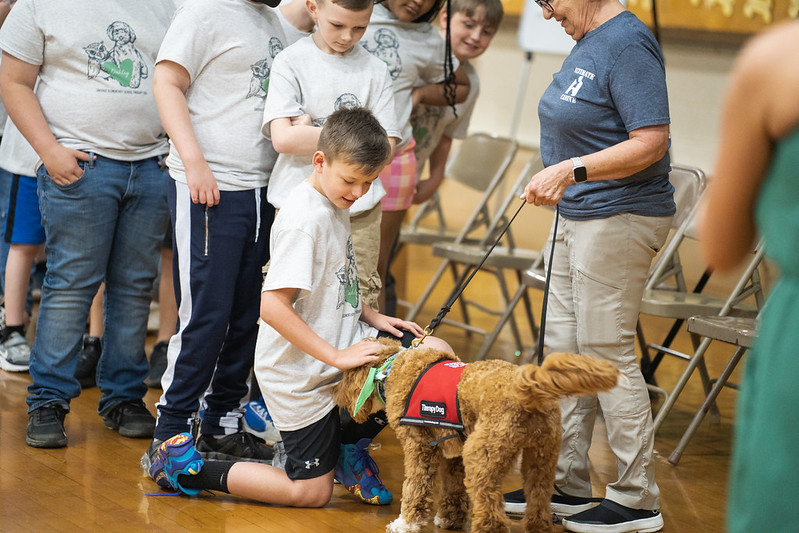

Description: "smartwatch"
571 157 587 183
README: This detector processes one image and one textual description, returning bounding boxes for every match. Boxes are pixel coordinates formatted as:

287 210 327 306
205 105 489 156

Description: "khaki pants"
350 204 382 311
544 212 671 510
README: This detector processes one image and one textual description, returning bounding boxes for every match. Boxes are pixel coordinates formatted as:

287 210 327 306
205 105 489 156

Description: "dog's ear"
334 357 380 423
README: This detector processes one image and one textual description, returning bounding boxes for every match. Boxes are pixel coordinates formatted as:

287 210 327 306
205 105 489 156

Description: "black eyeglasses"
535 0 554 12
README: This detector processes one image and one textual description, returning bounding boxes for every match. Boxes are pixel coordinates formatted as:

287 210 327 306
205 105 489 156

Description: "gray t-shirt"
0 0 176 161
361 4 457 151
276 7 310 46
254 180 377 431
538 11 674 220
157 0 287 191
411 60 479 177
263 35 400 213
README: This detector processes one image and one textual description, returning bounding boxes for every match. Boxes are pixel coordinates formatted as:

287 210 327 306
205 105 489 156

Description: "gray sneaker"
0 330 31 372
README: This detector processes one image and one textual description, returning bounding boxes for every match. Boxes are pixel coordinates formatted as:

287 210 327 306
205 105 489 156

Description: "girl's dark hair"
413 0 447 22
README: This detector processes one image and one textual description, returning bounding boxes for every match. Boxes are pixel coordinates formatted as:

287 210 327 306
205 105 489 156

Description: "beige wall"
466 18 742 176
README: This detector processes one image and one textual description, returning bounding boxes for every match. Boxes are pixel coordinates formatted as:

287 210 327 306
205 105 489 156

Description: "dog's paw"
434 513 466 530
386 515 421 533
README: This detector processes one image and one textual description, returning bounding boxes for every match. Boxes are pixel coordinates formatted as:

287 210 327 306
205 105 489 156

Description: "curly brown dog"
334 339 619 533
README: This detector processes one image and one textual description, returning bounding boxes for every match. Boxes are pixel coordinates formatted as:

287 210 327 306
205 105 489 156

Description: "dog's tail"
512 353 619 411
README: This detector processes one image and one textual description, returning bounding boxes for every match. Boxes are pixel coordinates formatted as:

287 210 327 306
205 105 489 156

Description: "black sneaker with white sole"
561 499 664 533
26 403 68 448
503 488 602 517
504 488 527 515
101 400 156 438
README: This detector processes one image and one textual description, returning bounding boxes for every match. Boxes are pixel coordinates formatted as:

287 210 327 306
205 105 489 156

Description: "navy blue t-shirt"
538 11 675 221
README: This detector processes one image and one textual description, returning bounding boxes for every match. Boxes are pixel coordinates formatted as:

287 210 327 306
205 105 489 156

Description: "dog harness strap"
400 360 468 432
429 431 467 447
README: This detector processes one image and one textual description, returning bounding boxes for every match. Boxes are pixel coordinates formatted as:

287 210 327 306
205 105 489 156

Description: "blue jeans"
27 154 168 414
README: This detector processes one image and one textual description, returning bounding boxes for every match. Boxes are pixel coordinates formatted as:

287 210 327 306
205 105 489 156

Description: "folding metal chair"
394 133 518 313
398 132 518 249
404 154 545 357
636 172 766 407
650 245 766 464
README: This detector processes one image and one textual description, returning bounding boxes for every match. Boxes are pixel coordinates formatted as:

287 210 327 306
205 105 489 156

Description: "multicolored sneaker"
334 438 392 505
147 433 204 495
242 397 281 446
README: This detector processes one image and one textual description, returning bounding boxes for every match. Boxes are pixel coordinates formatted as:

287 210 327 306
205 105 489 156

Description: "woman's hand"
521 160 573 206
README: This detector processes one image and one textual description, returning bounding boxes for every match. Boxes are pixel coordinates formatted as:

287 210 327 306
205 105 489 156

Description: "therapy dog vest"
400 360 468 437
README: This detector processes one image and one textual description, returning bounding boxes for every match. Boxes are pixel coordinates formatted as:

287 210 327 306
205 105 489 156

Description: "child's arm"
261 287 383 370
0 52 91 184
269 116 321 155
412 64 471 107
360 305 425 339
153 60 220 207
413 134 452 204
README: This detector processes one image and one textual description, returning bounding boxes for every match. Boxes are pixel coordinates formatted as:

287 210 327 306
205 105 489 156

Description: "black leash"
412 200 560 369
536 204 559 365
413 199 527 348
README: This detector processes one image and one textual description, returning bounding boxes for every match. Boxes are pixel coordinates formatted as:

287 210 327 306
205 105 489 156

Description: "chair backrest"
405 132 518 233
669 164 706 230
646 165 707 292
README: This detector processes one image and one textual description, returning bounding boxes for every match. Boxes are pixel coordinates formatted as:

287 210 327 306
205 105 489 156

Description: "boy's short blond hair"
451 0 504 29
318 108 392 176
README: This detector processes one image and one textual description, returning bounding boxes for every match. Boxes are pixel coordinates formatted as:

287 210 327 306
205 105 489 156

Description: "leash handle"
418 199 527 345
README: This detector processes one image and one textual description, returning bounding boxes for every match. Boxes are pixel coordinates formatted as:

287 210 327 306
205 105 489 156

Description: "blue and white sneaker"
243 397 281 446
334 438 393 505
146 433 204 495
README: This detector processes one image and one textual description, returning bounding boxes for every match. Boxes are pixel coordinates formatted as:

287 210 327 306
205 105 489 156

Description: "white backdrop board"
517 0 575 55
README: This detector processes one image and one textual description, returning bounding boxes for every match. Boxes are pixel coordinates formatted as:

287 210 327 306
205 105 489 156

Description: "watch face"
573 165 587 182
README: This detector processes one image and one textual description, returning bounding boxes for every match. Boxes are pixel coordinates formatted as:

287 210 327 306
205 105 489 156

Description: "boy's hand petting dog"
361 307 424 340
376 317 424 340
332 339 383 370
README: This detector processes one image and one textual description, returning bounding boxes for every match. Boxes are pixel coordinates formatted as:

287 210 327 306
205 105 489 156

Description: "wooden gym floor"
0 149 746 532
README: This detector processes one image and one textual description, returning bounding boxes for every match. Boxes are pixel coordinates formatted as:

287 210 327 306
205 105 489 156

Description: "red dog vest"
400 360 468 432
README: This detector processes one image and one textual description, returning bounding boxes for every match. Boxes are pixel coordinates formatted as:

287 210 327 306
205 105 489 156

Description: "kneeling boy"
146 108 452 507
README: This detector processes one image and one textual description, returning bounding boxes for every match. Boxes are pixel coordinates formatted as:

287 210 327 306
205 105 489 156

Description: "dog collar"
353 349 405 415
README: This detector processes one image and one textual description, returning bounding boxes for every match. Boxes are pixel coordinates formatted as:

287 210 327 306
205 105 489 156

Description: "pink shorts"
379 140 418 212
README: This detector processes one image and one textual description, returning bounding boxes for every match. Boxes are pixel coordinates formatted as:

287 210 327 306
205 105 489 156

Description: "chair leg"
690 332 723 424
517 270 539 342
474 283 528 361
668 345 747 465
405 259 451 322
653 336 712 434
495 269 524 354
448 262 472 328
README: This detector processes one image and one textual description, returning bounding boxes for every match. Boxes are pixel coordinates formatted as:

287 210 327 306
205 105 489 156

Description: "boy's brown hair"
318 107 392 176
450 0 504 29
317 0 373 11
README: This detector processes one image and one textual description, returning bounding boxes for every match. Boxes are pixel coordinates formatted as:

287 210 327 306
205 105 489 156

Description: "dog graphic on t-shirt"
82 21 148 89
